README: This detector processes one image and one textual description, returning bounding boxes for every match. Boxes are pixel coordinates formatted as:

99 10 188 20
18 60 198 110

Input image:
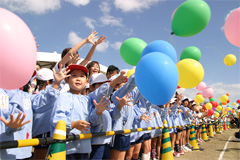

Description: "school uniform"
32 85 60 137
88 83 122 159
0 89 18 160
110 83 142 151
4 89 33 159
151 105 168 137
168 103 179 133
50 92 102 158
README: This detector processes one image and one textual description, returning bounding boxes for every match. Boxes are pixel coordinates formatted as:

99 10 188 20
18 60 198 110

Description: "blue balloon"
135 52 179 105
141 40 177 63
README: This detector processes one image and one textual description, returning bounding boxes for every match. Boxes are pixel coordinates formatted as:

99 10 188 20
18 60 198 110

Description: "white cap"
180 96 189 102
192 102 196 105
170 98 176 104
36 68 54 81
89 73 110 85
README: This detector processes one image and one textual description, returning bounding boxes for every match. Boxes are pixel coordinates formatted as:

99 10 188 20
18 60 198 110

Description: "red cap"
67 64 89 76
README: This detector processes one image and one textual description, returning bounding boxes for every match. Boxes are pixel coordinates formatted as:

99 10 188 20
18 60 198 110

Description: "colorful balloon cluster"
134 40 179 105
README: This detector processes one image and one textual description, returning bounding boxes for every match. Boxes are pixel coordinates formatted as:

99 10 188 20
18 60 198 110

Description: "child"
86 61 101 78
106 65 120 79
87 72 130 160
53 31 106 92
0 89 30 160
50 64 110 159
150 104 168 160
32 66 69 160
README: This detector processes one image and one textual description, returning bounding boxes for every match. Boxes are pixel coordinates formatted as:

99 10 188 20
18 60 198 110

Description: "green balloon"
171 0 211 37
120 38 147 66
180 46 201 61
209 97 215 102
220 102 222 106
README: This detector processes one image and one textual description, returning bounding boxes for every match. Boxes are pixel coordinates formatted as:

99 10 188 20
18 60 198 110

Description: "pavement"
177 128 240 160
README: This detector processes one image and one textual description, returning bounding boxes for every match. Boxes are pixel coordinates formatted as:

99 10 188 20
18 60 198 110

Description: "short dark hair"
107 65 120 74
61 48 71 59
36 62 42 68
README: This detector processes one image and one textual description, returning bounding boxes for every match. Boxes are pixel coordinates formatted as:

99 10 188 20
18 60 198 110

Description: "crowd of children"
0 30 235 160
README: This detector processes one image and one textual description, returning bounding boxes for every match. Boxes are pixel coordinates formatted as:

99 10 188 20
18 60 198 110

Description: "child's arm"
0 112 30 130
57 31 98 69
111 74 136 105
89 97 111 126
52 65 70 90
115 93 133 110
80 35 107 66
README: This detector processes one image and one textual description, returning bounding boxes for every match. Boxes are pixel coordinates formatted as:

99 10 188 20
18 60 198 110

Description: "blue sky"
0 0 239 105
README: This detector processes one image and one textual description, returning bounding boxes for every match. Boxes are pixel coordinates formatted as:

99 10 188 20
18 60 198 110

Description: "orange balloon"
226 93 229 96
222 102 227 105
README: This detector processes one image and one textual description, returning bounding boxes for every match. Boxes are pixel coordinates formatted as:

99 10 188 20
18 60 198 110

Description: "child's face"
90 63 100 75
106 71 118 79
67 70 87 95
183 100 188 107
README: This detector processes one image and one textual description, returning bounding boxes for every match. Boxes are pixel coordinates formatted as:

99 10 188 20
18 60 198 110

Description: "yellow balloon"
177 59 204 89
232 102 236 105
195 94 204 104
126 69 135 78
206 103 212 110
227 107 231 111
224 54 237 66
216 105 222 111
215 112 220 118
220 95 228 103
223 111 227 114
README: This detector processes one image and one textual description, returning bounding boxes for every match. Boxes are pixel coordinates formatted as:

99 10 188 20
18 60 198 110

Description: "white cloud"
99 0 111 14
110 42 122 50
96 41 109 52
83 17 96 29
181 82 240 105
115 28 134 36
67 31 83 46
113 0 162 13
100 14 123 27
0 0 61 14
65 0 90 6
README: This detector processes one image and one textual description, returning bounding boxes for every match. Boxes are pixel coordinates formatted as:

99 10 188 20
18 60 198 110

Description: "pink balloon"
224 7 240 47
202 87 214 98
0 8 36 90
196 82 206 91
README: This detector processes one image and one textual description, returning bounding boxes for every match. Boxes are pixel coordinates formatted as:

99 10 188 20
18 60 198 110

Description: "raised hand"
110 71 127 88
71 120 91 133
53 65 71 83
93 96 111 115
115 93 134 110
68 53 80 65
0 112 30 129
140 112 152 122
94 35 107 45
178 109 183 113
86 30 98 44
